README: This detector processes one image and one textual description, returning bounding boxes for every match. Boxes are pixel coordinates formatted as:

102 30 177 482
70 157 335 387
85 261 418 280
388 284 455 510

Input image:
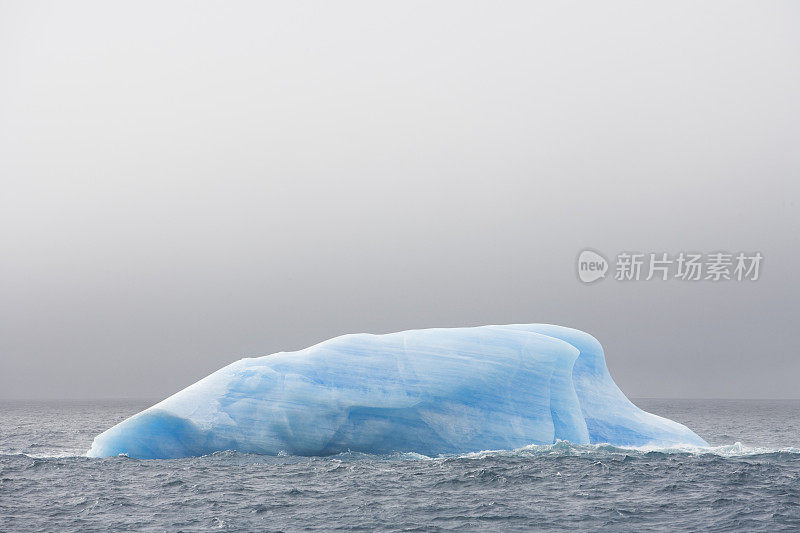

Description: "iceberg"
87 324 708 459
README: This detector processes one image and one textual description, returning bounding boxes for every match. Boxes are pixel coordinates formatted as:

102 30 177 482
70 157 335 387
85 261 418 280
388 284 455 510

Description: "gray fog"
1 1 798 400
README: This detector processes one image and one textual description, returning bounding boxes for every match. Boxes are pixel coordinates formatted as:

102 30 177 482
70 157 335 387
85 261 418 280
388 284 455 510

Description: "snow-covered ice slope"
87 325 708 459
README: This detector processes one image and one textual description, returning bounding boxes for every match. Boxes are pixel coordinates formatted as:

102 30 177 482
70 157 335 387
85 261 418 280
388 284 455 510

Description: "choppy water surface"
1 399 799 531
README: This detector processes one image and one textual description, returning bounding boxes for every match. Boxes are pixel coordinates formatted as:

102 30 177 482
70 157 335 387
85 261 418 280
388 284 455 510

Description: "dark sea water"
1 399 799 532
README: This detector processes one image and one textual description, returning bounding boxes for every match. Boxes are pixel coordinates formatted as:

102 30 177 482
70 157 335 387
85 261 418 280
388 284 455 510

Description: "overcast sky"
1 1 798 400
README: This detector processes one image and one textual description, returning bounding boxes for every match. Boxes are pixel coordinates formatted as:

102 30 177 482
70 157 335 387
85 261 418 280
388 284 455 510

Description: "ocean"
1 399 799 531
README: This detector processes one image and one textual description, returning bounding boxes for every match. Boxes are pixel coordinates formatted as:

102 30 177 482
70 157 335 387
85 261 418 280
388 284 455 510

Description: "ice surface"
87 325 708 459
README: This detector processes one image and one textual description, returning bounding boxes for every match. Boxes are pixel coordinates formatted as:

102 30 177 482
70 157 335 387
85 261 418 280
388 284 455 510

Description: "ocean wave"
454 440 800 459
3 441 799 462
0 450 91 460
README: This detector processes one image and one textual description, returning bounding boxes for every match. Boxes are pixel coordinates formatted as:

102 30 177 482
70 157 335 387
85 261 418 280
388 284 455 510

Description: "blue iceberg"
87 324 708 459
